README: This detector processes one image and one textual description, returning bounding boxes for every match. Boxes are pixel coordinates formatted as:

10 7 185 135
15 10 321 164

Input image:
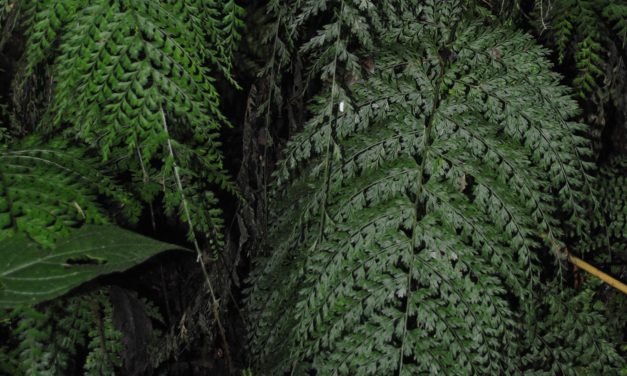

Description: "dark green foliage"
521 280 624 375
534 0 608 94
0 225 189 307
526 0 627 149
16 0 243 245
0 0 9 23
0 1 245 373
588 156 625 261
596 157 627 253
0 137 138 247
471 0 626 93
589 157 627 350
1 0 625 374
1 289 125 375
83 291 124 376
255 0 415 134
474 0 627 130
0 136 194 371
0 0 17 50
246 1 622 374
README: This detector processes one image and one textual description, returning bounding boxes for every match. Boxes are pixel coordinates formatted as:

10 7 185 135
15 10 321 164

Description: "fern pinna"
17 0 243 244
531 0 627 97
1 289 125 376
590 157 627 349
0 137 138 247
246 1 622 374
596 157 627 254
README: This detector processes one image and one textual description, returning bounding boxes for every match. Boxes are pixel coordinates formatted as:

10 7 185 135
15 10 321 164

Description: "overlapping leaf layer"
19 0 243 243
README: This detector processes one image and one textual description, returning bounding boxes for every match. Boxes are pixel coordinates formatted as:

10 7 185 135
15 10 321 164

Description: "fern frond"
14 306 54 375
220 0 246 63
521 280 624 375
84 290 124 376
19 0 77 77
597 157 626 253
6 289 126 375
0 137 138 247
603 2 627 46
587 156 627 348
18 0 243 245
533 0 613 98
246 2 611 374
260 0 416 88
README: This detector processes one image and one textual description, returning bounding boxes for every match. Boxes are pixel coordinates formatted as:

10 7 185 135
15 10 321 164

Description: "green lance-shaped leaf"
0 225 190 307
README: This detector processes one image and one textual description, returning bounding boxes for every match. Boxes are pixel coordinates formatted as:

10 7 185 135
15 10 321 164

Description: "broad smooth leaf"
0 225 191 307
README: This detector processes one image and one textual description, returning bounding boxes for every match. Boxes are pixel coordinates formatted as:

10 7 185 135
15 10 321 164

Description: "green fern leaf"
521 280 624 375
246 2 613 374
4 288 127 375
596 157 626 252
533 0 609 97
603 3 627 45
83 290 124 376
18 0 242 245
0 137 139 247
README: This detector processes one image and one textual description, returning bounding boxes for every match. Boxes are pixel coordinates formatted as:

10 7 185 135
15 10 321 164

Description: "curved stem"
160 107 232 372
